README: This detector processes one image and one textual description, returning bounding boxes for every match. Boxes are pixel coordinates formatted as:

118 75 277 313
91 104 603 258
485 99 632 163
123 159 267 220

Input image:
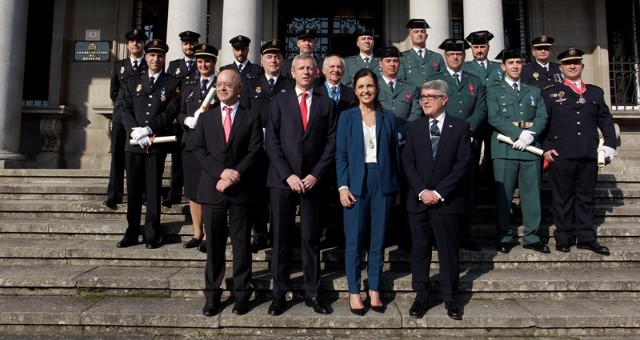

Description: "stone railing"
21 105 74 168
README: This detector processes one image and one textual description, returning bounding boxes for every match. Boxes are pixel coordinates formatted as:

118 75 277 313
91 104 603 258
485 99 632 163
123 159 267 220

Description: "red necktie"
223 106 232 143
300 92 308 131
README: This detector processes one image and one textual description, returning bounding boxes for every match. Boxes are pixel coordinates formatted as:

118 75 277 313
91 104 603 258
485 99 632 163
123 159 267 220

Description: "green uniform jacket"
377 78 421 138
399 48 445 88
487 81 548 160
342 55 381 87
427 70 487 142
463 60 503 86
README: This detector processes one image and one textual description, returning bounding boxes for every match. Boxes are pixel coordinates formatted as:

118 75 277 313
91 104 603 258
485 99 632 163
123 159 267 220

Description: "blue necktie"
430 119 440 159
186 60 194 70
201 79 209 96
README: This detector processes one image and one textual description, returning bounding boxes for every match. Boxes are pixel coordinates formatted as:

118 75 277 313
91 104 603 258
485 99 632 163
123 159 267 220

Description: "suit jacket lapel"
435 115 454 162
227 107 245 147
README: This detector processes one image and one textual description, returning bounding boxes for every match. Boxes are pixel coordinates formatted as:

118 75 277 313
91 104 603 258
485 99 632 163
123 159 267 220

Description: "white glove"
518 130 536 145
131 126 152 140
184 117 197 129
599 145 616 164
512 139 527 151
138 136 152 149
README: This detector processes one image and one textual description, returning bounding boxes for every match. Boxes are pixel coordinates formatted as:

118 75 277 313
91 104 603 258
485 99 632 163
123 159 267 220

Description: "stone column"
0 0 28 161
219 0 262 69
463 0 505 62
165 0 208 62
409 0 450 51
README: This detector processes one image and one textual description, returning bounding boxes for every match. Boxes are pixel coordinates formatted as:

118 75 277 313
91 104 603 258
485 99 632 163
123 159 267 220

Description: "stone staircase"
0 166 639 338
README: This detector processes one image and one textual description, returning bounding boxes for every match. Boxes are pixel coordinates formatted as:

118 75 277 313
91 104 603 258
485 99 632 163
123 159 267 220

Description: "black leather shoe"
183 237 201 248
232 301 250 315
497 242 514 254
197 240 207 253
305 297 331 314
523 241 551 254
145 240 161 249
460 239 482 252
409 300 428 318
445 301 462 320
162 195 181 208
250 239 269 254
555 241 572 253
202 300 220 317
267 297 286 316
577 241 610 256
116 237 137 248
103 199 118 210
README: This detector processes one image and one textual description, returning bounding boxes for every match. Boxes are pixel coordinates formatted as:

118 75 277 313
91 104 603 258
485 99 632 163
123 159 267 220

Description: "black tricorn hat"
465 30 494 45
375 46 401 59
495 49 522 62
356 28 378 38
439 38 470 51
406 18 430 29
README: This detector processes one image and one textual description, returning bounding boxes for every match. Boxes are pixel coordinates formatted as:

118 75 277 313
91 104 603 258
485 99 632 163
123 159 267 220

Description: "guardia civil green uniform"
487 51 548 246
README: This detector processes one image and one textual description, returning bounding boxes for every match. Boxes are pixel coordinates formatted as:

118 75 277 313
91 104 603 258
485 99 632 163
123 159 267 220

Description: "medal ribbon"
563 79 585 95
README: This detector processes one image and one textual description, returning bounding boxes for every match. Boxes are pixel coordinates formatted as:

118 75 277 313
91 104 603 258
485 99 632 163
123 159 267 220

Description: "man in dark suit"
240 39 295 253
265 53 337 316
117 39 182 249
428 38 487 252
163 30 202 207
342 28 380 87
192 69 263 317
220 35 260 79
542 48 616 256
104 28 148 210
403 79 470 320
281 28 324 85
521 35 563 89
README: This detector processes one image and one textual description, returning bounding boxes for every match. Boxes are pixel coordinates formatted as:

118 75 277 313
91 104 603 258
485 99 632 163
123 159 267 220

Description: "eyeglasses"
214 82 235 89
445 52 464 57
420 94 445 102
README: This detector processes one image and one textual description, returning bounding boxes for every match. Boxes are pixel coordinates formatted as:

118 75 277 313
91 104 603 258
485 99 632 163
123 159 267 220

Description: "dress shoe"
409 300 428 318
523 241 551 254
232 301 250 315
555 240 572 253
577 240 610 256
202 300 220 316
370 304 386 313
116 237 137 248
496 242 514 254
267 297 286 316
162 195 182 208
305 297 331 314
183 237 201 248
103 199 118 210
250 239 269 254
445 301 462 320
349 305 365 316
145 240 161 249
197 239 207 253
460 239 482 252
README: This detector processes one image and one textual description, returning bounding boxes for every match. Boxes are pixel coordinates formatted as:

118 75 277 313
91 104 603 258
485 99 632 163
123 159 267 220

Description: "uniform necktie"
300 92 308 131
186 60 194 70
268 78 275 90
481 61 487 69
201 79 209 96
238 63 243 72
430 119 440 159
388 80 394 92
149 76 155 87
513 82 519 94
454 73 460 86
364 57 370 65
418 49 423 58
132 60 138 71
223 106 232 143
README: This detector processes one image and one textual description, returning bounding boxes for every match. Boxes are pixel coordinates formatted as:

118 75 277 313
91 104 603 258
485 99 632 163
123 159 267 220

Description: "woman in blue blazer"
336 68 401 315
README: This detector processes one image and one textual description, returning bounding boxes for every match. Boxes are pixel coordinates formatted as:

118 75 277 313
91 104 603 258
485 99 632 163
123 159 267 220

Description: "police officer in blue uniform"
104 28 148 210
521 35 563 89
220 35 260 79
542 48 616 256
117 39 182 249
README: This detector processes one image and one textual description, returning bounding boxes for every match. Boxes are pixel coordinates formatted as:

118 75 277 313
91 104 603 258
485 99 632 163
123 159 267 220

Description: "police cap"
296 28 317 40
260 39 285 55
375 46 401 59
125 28 147 41
439 38 470 51
465 30 494 45
406 19 430 29
144 39 169 54
193 44 219 59
557 48 585 62
495 49 522 62
229 35 251 48
179 31 201 42
531 35 554 47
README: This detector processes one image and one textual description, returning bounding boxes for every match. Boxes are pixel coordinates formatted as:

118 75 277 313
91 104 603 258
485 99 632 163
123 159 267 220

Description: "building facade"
1 0 637 169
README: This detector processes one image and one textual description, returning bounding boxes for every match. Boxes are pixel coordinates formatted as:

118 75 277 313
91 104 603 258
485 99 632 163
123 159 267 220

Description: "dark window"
607 0 640 109
23 1 54 104
503 0 529 57
135 0 168 41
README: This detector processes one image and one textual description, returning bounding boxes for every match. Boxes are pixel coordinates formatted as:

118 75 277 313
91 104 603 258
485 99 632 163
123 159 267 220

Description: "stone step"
1 264 639 301
0 239 637 270
0 295 638 337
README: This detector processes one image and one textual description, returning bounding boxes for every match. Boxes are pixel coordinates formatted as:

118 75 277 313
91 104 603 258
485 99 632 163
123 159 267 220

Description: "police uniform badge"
577 96 586 104
136 84 142 93
256 86 262 93
120 66 125 74
533 71 539 80
160 89 166 102
175 68 181 76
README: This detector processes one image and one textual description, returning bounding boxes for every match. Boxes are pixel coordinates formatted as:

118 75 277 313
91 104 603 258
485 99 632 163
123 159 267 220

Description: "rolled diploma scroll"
129 135 178 145
496 133 543 156
597 137 606 168
194 87 217 116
